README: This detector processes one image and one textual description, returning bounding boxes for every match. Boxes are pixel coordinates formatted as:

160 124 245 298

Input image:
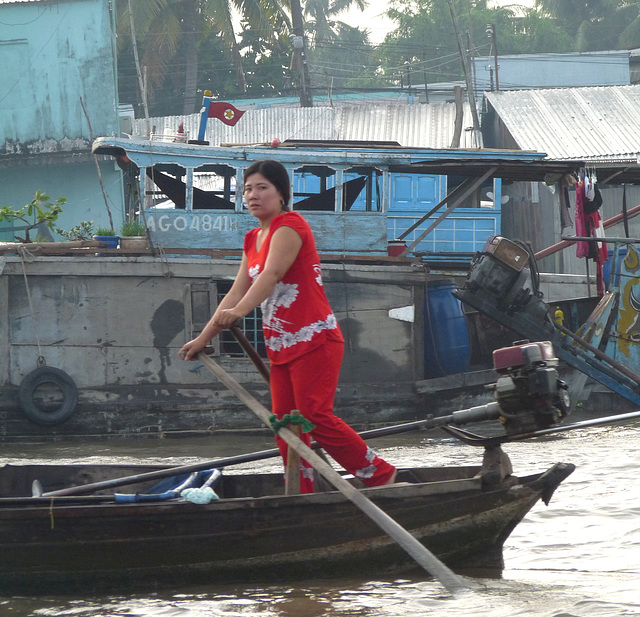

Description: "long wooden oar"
39 448 281 497
39 400 500 498
196 351 470 595
229 325 271 382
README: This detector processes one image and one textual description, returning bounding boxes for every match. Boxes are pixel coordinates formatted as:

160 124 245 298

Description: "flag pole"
196 90 212 143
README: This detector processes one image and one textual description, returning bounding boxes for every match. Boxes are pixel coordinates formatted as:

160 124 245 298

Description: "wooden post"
284 410 302 495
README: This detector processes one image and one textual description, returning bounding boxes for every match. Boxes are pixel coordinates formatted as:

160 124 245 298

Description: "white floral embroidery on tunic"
313 264 324 286
266 314 338 352
355 448 378 480
261 281 299 336
249 263 337 352
355 465 377 480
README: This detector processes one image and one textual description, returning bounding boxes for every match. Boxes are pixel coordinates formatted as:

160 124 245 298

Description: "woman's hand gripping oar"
195 350 471 595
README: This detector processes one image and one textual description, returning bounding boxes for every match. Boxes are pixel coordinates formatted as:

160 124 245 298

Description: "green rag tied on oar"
269 413 316 433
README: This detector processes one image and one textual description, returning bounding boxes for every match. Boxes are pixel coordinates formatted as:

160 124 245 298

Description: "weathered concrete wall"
0 160 125 243
0 255 431 440
0 0 125 241
0 0 118 155
0 254 602 441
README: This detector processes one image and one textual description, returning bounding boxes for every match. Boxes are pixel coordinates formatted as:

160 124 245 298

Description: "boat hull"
0 462 574 594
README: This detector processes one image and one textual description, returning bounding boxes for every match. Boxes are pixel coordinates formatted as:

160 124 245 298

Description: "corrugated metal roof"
485 85 640 162
133 103 481 150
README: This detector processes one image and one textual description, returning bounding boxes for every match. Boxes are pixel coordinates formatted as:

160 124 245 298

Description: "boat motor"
490 340 570 434
456 235 550 322
435 339 570 436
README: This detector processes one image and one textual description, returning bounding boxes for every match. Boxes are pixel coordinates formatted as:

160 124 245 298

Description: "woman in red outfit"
180 160 396 492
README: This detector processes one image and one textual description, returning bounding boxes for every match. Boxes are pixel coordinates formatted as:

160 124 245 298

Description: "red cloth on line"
574 179 607 295
270 340 396 493
244 212 343 365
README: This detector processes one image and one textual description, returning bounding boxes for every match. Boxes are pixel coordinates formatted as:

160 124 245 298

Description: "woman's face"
243 172 283 221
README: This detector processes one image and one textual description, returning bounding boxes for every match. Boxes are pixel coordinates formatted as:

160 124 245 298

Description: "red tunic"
244 212 395 491
243 212 343 365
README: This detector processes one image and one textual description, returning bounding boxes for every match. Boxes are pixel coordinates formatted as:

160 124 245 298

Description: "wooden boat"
0 460 574 595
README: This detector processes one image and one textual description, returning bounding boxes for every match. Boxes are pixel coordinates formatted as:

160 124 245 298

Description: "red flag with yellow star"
208 102 246 126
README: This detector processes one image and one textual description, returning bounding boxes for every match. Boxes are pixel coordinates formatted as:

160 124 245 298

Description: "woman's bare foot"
385 469 398 485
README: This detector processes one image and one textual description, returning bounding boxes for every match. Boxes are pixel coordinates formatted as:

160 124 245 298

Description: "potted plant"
0 190 66 242
119 219 148 251
55 221 95 241
93 227 120 250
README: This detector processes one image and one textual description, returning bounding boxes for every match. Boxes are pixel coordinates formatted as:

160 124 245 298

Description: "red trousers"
270 340 396 493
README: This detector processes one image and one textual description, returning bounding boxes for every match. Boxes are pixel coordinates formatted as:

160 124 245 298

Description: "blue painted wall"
1 0 119 148
94 138 541 257
0 0 125 239
387 173 500 257
474 51 630 91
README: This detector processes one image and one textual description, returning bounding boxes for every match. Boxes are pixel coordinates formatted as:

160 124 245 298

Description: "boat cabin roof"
92 137 640 184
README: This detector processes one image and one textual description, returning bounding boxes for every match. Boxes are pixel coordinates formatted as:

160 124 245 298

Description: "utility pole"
486 23 500 91
404 60 412 95
421 45 429 103
290 0 313 107
447 0 481 147
127 0 150 137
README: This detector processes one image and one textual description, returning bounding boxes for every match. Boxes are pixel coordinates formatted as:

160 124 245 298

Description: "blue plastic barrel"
424 282 470 378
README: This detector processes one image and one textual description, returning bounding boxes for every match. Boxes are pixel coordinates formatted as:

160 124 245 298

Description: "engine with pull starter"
491 340 570 434
420 337 570 484
434 339 571 437
445 235 571 436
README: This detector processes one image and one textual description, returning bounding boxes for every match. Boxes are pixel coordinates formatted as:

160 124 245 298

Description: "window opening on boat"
145 164 237 210
217 282 266 358
446 175 495 209
292 165 382 212
344 167 383 212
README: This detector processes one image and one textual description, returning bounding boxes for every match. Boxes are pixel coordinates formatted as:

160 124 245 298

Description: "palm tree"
535 0 612 35
116 0 375 113
116 0 289 114
303 0 367 45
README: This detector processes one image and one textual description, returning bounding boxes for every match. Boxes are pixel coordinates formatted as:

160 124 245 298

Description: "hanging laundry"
558 174 574 230
575 174 607 295
583 186 603 214
584 172 596 201
583 166 602 215
575 178 589 258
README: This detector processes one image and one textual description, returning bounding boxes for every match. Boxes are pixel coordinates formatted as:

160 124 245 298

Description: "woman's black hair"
243 159 291 210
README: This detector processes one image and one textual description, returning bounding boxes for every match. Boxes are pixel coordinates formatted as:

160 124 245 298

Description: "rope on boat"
156 243 173 278
16 245 79 425
18 244 44 363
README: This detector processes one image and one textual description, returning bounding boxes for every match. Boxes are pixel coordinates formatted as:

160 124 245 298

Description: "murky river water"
1 415 639 617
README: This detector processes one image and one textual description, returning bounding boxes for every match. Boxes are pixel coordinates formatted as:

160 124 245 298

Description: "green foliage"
95 227 117 236
115 0 290 115
506 9 573 54
121 219 147 236
536 0 640 51
0 190 66 242
307 22 384 90
55 221 96 241
114 0 639 115
236 26 295 97
374 0 579 88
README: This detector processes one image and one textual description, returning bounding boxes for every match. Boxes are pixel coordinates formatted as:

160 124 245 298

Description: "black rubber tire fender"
18 367 78 426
